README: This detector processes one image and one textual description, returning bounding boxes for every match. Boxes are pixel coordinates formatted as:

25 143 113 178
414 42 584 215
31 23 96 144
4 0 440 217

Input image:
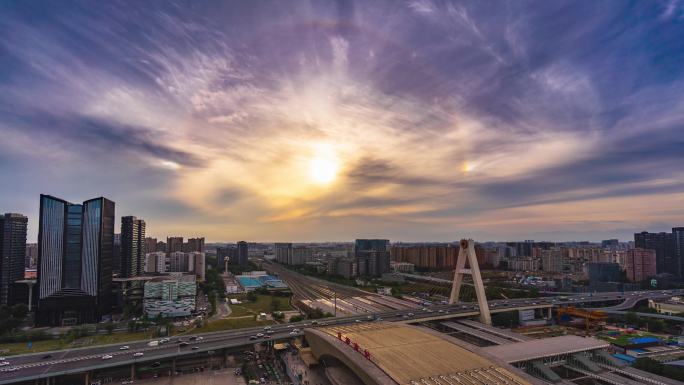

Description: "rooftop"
482 335 609 363
319 323 530 385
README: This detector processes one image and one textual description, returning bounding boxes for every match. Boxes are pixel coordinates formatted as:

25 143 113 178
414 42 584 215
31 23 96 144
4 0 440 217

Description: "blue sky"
1 0 684 242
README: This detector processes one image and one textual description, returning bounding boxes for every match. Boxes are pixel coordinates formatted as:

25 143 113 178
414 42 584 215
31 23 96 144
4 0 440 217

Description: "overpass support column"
547 307 552 320
172 358 176 374
84 370 91 385
130 363 136 381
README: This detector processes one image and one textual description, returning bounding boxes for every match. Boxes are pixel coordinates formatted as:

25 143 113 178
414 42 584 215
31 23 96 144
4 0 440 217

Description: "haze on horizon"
1 1 684 243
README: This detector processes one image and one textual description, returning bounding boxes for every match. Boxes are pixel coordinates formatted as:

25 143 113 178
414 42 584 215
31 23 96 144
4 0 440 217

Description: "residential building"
145 237 158 253
275 243 293 264
624 248 657 282
183 237 205 252
121 216 146 277
190 251 205 281
166 237 184 253
167 251 191 272
634 231 676 275
390 261 415 273
156 241 166 253
25 243 38 269
673 227 684 277
506 257 540 272
36 195 115 326
144 252 166 273
355 239 390 277
0 213 28 305
327 258 358 279
291 246 314 265
541 249 563 273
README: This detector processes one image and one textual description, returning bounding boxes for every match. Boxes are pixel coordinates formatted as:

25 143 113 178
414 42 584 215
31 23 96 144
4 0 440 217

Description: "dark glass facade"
674 227 684 278
36 195 115 326
0 213 28 305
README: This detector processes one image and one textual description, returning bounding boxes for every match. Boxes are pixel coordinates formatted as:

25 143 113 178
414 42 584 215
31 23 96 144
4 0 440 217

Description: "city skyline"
2 1 684 242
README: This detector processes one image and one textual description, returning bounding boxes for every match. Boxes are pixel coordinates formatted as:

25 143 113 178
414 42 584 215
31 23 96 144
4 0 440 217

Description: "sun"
308 144 340 185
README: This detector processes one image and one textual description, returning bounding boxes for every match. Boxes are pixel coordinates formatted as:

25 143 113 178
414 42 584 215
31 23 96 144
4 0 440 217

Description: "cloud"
2 1 684 242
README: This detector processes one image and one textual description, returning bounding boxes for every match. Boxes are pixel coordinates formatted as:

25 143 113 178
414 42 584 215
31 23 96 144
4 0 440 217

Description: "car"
263 326 271 330
0 367 18 372
264 335 271 339
292 328 300 333
121 381 134 384
249 336 258 340
287 325 294 328
179 342 190 347
256 333 264 337
133 352 144 357
0 362 9 367
197 336 204 340
266 330 274 334
102 355 113 360
289 331 297 335
191 346 199 350
407 313 414 317
0 357 5 361
151 362 161 367
120 345 130 350
355 319 362 323
42 354 52 360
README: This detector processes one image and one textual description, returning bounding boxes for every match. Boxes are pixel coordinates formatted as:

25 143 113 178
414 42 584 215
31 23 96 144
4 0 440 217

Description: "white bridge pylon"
449 239 492 325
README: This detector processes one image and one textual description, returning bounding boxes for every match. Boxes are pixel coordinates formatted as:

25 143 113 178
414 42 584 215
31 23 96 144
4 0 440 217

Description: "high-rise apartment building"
275 243 293 265
121 216 146 277
145 237 158 253
0 213 28 305
673 227 684 277
355 239 390 277
624 248 657 282
236 241 248 266
36 195 115 326
183 237 205 253
634 231 676 275
166 237 183 253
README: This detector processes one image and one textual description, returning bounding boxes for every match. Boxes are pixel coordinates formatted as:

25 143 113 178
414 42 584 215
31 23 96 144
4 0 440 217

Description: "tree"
625 311 639 325
105 323 116 335
10 304 28 320
289 315 304 323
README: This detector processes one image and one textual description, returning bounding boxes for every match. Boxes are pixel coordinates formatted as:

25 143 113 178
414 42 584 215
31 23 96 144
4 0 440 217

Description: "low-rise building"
143 275 197 318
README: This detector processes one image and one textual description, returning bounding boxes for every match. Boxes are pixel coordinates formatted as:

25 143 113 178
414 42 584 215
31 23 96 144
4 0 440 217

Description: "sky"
1 0 684 243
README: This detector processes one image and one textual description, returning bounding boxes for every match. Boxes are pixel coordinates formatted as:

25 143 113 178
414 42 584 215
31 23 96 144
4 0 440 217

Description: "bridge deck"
482 335 609 363
320 323 530 385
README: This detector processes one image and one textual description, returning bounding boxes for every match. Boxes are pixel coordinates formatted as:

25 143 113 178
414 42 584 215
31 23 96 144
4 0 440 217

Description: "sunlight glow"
308 144 339 185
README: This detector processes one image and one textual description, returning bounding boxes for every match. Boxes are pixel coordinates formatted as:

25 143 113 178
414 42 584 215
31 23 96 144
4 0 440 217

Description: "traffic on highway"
0 289 680 384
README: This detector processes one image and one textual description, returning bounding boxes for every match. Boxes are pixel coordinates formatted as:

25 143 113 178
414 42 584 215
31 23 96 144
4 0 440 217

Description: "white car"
0 367 17 372
256 333 264 337
133 352 144 357
119 345 130 350
0 362 9 367
102 355 113 360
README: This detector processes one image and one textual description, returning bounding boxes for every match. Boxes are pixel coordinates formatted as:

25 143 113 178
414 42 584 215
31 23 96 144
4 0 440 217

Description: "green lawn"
227 294 293 317
0 331 153 356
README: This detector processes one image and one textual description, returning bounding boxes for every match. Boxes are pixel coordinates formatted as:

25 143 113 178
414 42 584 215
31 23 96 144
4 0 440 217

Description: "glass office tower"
36 195 115 326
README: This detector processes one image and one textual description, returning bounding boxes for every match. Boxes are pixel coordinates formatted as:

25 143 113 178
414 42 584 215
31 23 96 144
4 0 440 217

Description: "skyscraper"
36 195 115 326
0 213 28 305
183 237 205 253
236 241 249 266
673 227 684 277
112 233 121 274
634 231 676 275
355 239 390 277
121 216 146 277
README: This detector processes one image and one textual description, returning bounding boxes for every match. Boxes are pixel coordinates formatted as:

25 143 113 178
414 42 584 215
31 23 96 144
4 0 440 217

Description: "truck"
147 340 159 347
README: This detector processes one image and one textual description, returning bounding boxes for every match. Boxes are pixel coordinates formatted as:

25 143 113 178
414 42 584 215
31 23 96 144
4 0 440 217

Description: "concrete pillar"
130 363 136 381
547 307 552 320
172 358 176 374
449 239 491 325
27 282 34 311
84 371 91 385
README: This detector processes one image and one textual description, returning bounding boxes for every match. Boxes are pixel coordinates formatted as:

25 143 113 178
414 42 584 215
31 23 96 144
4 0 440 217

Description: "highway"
0 289 679 384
